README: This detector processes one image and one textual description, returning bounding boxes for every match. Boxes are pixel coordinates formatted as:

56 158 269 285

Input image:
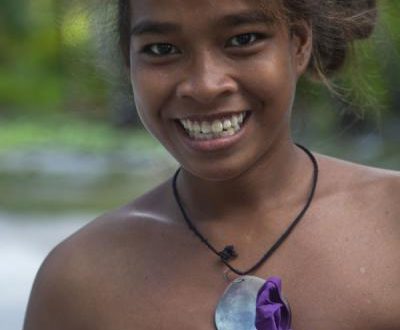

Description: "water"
0 148 176 330
0 212 94 330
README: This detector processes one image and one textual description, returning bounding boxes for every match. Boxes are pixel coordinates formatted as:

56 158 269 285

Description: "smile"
178 111 249 140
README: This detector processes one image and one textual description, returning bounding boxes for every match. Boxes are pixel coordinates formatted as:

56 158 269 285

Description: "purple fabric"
255 276 292 330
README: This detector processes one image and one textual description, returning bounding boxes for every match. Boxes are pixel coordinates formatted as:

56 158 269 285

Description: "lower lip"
176 113 251 152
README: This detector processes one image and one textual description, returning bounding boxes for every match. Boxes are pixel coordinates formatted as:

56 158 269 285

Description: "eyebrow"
130 10 274 37
130 21 180 37
219 10 275 28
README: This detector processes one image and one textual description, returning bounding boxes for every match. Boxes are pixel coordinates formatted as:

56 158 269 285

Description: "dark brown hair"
117 0 377 81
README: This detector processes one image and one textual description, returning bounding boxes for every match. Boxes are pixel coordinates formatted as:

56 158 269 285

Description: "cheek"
241 55 296 115
130 64 181 155
130 65 169 131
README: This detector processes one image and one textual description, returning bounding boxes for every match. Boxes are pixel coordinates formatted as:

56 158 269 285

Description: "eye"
142 43 180 56
227 33 264 47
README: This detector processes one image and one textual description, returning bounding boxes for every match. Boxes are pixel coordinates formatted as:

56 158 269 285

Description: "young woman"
24 0 400 329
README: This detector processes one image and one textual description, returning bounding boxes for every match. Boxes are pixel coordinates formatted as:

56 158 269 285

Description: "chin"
179 157 255 182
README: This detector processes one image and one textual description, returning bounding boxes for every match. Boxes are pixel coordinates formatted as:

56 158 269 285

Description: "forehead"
129 0 280 26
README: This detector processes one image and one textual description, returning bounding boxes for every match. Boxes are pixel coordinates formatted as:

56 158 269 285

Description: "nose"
176 51 238 104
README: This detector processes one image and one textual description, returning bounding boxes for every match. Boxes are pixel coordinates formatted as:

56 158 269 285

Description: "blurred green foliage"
0 114 160 153
0 0 110 116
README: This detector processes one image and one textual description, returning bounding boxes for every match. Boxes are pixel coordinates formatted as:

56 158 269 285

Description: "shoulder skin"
23 179 180 330
316 155 400 329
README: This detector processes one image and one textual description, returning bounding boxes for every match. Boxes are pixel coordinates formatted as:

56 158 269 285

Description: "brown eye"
142 43 179 56
227 33 264 47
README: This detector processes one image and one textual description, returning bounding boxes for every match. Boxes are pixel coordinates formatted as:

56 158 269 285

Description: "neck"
177 140 314 224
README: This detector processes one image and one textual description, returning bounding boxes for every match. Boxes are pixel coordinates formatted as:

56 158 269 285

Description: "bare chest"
81 208 395 330
83 259 377 330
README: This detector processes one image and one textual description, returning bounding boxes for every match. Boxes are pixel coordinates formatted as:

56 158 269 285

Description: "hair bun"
336 0 378 41
305 0 378 78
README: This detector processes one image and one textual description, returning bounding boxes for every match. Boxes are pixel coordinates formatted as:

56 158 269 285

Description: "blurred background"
0 1 399 329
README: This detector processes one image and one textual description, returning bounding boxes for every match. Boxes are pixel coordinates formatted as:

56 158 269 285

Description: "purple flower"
255 276 292 330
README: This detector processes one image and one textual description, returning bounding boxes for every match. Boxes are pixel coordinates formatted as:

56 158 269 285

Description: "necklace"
171 144 318 329
172 144 318 275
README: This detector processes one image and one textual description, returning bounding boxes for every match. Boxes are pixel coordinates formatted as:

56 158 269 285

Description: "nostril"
176 77 238 104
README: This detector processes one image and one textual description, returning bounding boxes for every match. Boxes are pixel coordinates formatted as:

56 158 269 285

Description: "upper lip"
175 110 249 121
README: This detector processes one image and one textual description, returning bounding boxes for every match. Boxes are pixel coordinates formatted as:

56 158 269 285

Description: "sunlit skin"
23 0 400 329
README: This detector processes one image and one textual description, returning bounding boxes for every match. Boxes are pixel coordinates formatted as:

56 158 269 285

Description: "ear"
290 20 313 78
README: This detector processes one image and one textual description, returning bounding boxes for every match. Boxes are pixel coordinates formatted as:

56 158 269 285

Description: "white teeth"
223 119 232 129
179 111 247 140
231 115 239 126
201 121 211 134
193 122 201 133
211 120 223 133
226 128 235 136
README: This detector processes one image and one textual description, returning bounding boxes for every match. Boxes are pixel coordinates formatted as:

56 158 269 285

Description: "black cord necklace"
172 144 319 276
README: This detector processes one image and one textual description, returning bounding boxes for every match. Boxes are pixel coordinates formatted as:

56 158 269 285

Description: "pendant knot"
219 245 238 261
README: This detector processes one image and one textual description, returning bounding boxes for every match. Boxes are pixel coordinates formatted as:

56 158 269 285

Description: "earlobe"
291 21 313 77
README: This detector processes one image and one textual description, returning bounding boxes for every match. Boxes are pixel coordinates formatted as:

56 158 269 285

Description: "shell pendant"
214 275 265 330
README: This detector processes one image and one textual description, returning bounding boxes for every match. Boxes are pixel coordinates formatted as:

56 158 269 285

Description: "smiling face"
128 0 312 180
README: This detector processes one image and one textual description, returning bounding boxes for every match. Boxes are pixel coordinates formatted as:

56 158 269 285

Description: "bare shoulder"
316 153 400 248
23 177 182 330
316 153 400 213
315 154 400 329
